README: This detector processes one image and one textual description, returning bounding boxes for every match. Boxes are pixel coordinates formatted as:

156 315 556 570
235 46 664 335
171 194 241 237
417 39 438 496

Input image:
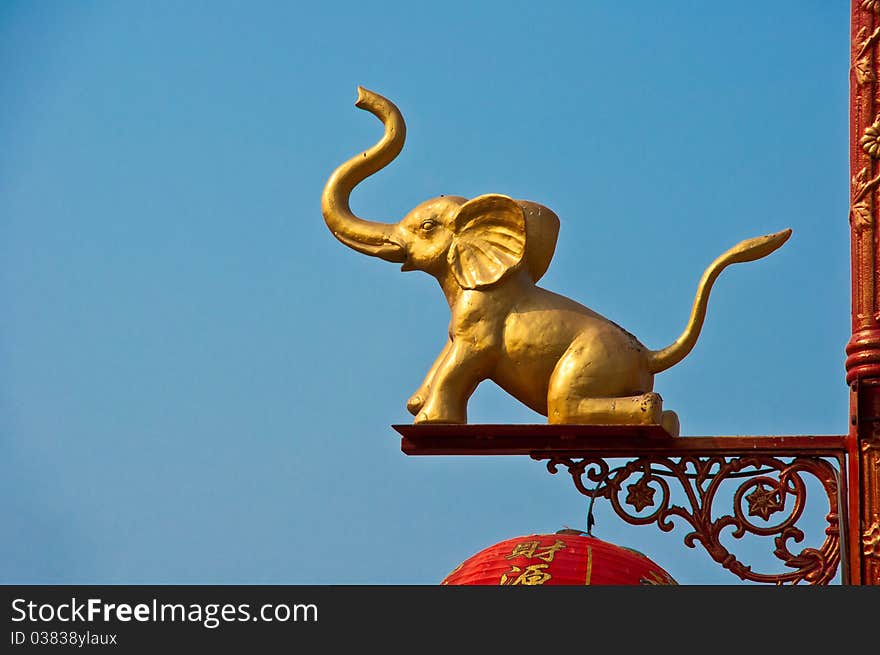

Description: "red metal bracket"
395 425 847 585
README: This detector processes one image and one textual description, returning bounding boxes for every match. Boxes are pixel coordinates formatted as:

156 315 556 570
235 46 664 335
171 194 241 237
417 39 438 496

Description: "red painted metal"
537 454 842 585
848 0 880 585
440 531 676 586
394 424 846 457
395 425 845 585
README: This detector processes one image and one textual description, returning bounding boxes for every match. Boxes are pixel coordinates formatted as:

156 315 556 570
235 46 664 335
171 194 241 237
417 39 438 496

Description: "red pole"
846 0 880 585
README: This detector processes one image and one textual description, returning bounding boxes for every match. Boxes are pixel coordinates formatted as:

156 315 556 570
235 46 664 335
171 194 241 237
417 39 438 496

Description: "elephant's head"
321 87 560 290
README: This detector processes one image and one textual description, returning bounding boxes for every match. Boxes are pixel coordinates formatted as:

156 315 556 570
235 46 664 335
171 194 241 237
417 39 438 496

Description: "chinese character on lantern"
505 539 567 562
500 563 553 585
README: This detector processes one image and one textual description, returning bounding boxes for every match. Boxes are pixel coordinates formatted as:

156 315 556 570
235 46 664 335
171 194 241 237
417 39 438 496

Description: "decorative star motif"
625 477 656 512
745 483 784 521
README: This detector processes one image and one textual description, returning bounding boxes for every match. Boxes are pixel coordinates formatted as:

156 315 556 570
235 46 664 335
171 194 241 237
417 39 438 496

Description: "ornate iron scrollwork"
533 454 842 585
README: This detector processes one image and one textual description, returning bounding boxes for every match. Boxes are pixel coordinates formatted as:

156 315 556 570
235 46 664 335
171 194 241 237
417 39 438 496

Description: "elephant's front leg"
407 338 452 416
413 337 497 424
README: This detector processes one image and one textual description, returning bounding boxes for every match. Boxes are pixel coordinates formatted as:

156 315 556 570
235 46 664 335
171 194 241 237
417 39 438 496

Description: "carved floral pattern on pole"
848 0 880 586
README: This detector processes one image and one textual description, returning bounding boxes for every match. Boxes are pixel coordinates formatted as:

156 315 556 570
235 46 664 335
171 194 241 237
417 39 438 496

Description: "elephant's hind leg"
546 332 680 436
547 395 680 437
548 393 661 425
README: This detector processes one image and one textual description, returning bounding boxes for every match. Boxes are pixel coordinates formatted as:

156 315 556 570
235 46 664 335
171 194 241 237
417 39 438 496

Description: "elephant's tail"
646 228 791 374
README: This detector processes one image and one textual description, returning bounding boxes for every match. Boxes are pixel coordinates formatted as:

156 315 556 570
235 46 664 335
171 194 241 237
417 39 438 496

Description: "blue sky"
1 2 849 584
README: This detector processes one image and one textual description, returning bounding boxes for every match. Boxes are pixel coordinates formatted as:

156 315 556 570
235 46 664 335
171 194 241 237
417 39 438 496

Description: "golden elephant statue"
321 87 790 436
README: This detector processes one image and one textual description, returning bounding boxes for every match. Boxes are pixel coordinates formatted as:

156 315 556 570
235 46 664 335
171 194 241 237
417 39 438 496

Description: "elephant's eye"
420 219 438 233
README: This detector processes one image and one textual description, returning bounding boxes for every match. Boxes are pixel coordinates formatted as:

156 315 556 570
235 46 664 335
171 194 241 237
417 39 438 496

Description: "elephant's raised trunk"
321 87 407 262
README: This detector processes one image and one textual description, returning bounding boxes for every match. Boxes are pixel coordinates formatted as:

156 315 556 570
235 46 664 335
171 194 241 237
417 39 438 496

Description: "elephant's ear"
448 194 526 290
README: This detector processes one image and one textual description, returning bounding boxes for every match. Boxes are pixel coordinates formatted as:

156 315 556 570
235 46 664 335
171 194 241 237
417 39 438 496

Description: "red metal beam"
394 424 846 457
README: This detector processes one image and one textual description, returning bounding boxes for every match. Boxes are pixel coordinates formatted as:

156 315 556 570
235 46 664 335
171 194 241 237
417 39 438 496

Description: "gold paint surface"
864 520 880 558
585 546 593 586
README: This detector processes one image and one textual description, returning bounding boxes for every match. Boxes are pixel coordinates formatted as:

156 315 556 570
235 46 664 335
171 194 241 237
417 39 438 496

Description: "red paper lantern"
440 530 677 586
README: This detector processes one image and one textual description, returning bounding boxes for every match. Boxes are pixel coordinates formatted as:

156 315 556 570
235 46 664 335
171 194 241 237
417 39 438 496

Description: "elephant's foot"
406 392 426 416
414 414 466 424
412 397 466 424
548 392 674 431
